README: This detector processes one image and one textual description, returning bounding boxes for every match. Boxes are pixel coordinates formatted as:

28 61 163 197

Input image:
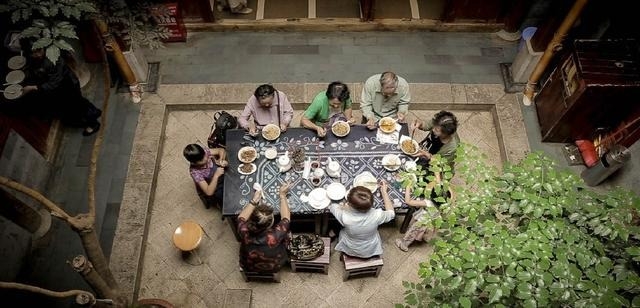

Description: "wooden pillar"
360 0 375 21
523 0 589 103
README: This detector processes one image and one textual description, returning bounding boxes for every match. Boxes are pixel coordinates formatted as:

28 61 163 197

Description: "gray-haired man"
360 72 411 129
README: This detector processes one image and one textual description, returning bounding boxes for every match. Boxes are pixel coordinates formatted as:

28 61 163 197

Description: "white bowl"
381 154 401 171
326 182 346 200
308 188 330 209
262 124 281 141
331 121 350 137
264 147 278 160
237 146 258 163
404 160 417 171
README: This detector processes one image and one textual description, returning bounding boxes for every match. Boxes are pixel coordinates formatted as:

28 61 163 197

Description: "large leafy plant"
96 0 170 50
0 0 97 62
398 143 640 307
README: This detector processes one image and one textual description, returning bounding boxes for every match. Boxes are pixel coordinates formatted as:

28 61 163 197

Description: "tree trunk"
72 255 126 307
71 216 118 290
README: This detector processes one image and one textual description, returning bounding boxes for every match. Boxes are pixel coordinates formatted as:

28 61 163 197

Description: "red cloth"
575 140 598 167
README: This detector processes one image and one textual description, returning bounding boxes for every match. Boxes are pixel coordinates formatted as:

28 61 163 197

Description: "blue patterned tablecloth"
222 125 411 216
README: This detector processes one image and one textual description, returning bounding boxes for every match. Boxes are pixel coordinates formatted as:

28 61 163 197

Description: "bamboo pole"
0 281 96 306
71 255 125 307
522 0 589 106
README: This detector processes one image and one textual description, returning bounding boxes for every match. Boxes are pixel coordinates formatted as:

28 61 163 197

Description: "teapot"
326 157 341 178
278 151 292 173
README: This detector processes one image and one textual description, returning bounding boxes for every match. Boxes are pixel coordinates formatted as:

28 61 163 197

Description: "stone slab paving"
111 83 529 307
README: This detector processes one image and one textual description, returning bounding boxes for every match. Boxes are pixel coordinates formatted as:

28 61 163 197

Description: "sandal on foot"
395 239 409 252
83 123 100 136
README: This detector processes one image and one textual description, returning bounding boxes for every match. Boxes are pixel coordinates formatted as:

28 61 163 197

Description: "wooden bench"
290 237 330 274
342 254 383 281
239 268 281 283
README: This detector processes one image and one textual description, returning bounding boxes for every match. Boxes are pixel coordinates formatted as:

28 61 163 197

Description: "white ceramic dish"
399 135 419 155
308 188 330 209
5 70 25 84
262 123 281 141
326 182 346 200
378 117 397 134
237 146 258 163
381 154 401 171
3 84 22 100
237 163 257 175
331 121 350 137
8 56 26 70
404 160 418 171
264 147 278 160
353 171 378 192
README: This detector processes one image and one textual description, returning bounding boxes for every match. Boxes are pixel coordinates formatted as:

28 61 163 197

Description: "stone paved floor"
113 80 529 307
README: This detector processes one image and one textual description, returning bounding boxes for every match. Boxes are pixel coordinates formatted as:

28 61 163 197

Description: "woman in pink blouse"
238 84 294 136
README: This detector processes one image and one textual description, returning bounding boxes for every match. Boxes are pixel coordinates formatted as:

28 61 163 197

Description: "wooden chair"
342 254 383 281
290 237 330 274
239 268 281 283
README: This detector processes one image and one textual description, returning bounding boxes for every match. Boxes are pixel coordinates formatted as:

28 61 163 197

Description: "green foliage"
400 143 640 307
1 0 96 63
96 0 169 50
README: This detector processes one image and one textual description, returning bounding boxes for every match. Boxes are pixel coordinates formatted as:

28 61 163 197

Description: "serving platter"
237 146 258 163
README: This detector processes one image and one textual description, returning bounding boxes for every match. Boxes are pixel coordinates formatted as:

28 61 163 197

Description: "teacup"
404 160 417 171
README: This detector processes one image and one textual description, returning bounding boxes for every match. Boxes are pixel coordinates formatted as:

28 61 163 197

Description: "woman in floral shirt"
237 182 292 273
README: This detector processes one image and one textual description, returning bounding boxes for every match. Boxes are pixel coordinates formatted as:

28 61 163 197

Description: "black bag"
208 111 238 148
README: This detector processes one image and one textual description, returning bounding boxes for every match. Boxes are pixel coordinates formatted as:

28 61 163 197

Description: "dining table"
222 124 416 240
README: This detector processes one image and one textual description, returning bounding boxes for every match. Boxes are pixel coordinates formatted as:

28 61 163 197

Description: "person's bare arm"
278 182 292 221
344 108 355 124
301 116 326 137
380 180 394 211
197 167 224 196
239 190 262 220
404 187 428 207
210 148 228 166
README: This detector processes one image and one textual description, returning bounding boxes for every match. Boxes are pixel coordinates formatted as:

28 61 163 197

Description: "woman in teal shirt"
301 81 356 137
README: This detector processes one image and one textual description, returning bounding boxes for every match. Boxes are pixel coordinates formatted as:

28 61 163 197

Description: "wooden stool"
172 220 204 264
290 237 330 274
240 268 281 283
342 254 383 281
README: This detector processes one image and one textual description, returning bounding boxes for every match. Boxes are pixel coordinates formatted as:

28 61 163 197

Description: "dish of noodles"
238 163 257 175
401 139 419 155
262 124 281 141
237 146 257 163
331 121 350 137
379 117 396 133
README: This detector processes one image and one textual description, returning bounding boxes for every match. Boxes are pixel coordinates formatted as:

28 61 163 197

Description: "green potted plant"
397 143 640 307
0 0 97 63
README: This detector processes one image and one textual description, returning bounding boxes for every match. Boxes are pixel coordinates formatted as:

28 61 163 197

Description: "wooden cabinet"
535 39 640 143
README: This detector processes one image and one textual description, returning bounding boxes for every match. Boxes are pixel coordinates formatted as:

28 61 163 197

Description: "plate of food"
3 84 22 100
308 188 330 209
5 70 25 84
262 123 281 141
353 171 378 192
8 56 26 70
237 163 257 175
238 146 258 163
400 137 419 155
331 120 350 137
264 147 278 160
381 154 401 171
379 117 397 134
326 182 346 200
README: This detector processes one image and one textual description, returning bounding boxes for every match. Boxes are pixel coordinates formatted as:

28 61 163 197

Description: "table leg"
399 207 416 234
227 216 241 241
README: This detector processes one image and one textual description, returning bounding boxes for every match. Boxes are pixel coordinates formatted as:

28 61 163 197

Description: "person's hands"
279 182 291 196
22 85 37 95
366 118 377 130
251 189 262 204
347 117 357 125
216 159 228 167
409 119 420 133
248 125 259 137
411 150 431 159
280 124 287 132
380 179 389 194
404 187 412 201
213 167 225 178
316 126 326 137
397 112 406 123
